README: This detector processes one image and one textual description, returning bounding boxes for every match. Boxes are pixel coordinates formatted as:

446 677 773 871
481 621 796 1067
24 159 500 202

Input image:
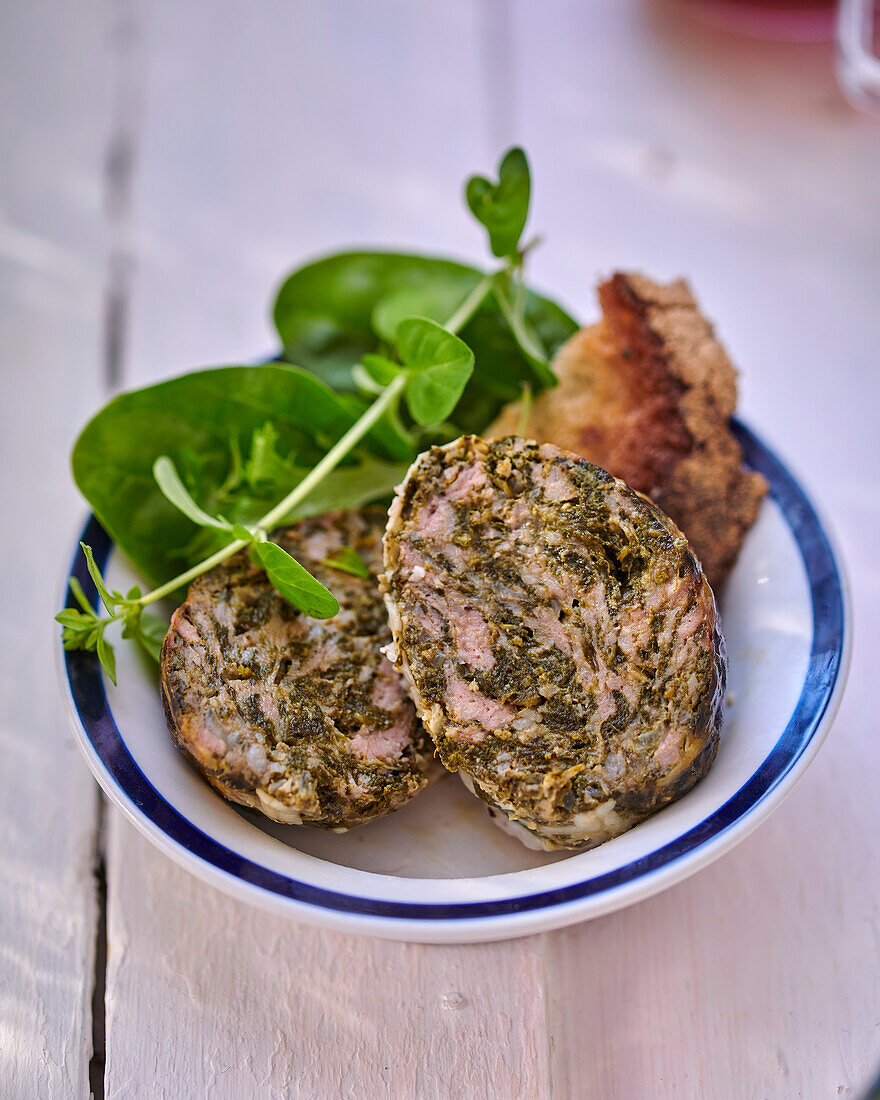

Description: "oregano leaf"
321 546 370 579
394 317 474 427
253 541 340 619
153 455 232 531
69 576 95 614
361 354 404 388
96 631 117 685
80 543 115 614
136 613 168 663
231 523 257 543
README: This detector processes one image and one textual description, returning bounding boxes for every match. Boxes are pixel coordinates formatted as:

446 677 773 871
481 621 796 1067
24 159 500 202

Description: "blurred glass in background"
837 0 880 110
674 0 880 110
677 0 837 41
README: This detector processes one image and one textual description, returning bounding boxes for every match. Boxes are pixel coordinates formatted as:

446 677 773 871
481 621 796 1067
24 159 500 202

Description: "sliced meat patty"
161 507 432 829
382 436 725 851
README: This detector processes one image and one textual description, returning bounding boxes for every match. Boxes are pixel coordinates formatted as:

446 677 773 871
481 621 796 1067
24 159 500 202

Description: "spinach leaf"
465 147 530 259
371 281 468 344
252 541 340 619
273 252 477 387
272 251 579 432
72 364 409 588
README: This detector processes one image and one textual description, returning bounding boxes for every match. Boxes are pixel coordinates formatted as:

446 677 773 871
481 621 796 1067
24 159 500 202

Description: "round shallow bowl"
58 422 849 943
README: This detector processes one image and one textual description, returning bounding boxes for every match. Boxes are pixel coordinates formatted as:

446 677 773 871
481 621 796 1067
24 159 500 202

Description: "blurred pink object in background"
838 0 880 109
675 0 880 110
676 0 836 40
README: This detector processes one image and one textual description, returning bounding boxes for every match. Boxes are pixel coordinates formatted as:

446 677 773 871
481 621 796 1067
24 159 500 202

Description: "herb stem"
258 372 407 528
138 538 249 606
444 274 493 335
517 382 533 437
493 282 555 388
126 274 497 614
513 267 527 324
136 372 408 607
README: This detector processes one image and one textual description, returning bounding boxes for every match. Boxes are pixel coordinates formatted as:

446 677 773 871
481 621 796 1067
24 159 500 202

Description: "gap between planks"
95 1 560 1096
89 1 145 1096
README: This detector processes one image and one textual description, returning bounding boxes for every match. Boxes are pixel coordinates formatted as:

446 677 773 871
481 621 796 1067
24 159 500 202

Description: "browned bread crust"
489 272 766 589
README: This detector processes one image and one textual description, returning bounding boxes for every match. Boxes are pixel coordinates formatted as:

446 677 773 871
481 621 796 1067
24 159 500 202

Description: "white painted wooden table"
3 2 879 1097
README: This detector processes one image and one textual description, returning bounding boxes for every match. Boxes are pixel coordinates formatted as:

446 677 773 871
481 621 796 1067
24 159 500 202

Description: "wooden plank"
107 813 549 1100
122 0 499 383
0 2 111 1096
104 1 552 1096
509 4 880 1096
103 0 880 1095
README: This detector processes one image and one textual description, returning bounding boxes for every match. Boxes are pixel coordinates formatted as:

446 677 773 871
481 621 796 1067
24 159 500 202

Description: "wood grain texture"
0 2 111 1096
510 4 880 1097
107 812 549 1100
97 1 880 1097
120 0 493 384
105 2 552 1098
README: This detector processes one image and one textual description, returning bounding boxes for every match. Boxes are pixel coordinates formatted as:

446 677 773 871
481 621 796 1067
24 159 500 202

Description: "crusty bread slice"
489 272 766 589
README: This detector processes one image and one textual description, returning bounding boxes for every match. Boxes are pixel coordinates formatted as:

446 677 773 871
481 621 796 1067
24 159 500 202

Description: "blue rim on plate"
61 420 845 922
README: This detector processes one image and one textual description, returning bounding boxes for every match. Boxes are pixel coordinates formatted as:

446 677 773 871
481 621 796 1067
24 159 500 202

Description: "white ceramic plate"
58 422 849 943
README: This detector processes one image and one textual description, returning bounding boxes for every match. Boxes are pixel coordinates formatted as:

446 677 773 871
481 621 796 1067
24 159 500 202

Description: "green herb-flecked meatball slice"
161 507 432 830
382 436 725 851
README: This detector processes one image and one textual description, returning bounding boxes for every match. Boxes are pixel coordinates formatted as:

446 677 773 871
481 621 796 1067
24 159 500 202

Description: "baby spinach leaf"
272 251 579 432
395 317 475 427
371 281 469 344
466 147 530 259
253 541 340 619
72 364 409 589
153 456 231 531
321 546 370 579
274 252 478 389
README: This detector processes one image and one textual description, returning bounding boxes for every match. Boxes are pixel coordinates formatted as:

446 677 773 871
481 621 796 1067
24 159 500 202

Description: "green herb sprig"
58 147 578 683
57 551 169 684
60 311 472 681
